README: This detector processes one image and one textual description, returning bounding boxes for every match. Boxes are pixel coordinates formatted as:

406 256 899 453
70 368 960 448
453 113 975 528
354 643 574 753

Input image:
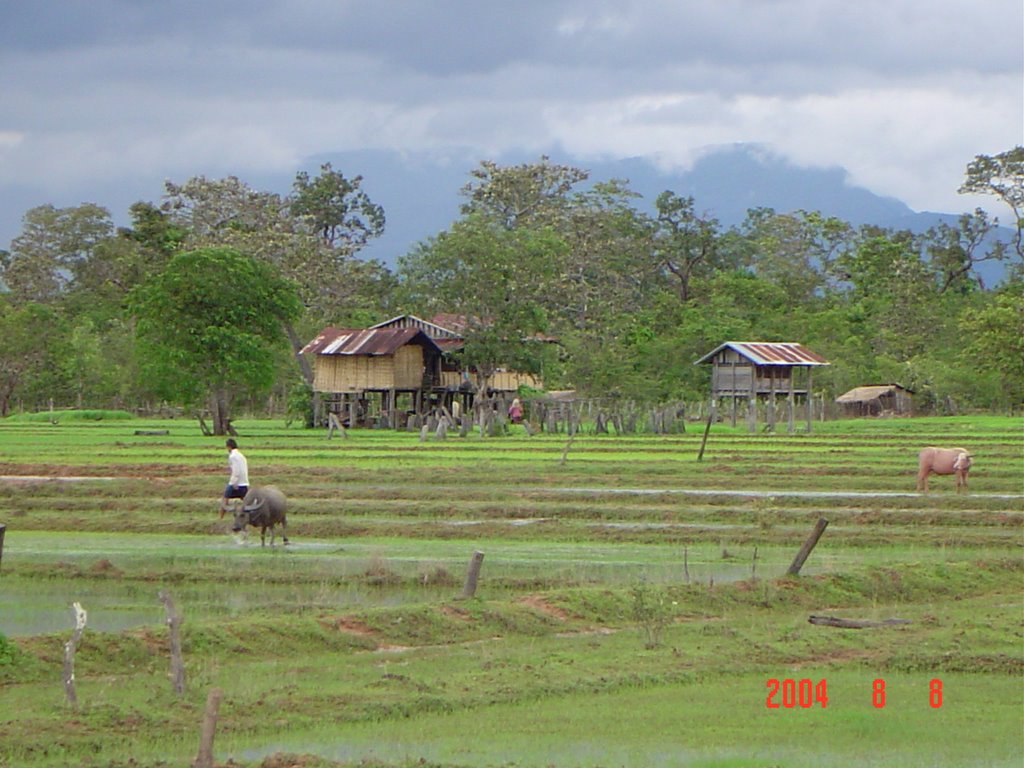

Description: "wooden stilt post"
786 517 829 576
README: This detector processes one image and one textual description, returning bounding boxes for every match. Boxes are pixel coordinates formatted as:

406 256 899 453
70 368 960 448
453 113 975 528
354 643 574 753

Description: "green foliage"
287 377 315 428
129 247 301 413
3 150 1022 416
290 162 385 249
629 580 674 649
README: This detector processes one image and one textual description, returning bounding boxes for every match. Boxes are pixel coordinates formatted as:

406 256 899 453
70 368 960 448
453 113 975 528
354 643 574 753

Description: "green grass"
0 415 1021 767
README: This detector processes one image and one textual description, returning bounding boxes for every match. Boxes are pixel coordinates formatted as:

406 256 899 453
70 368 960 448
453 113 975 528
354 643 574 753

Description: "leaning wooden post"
192 687 223 768
63 602 87 709
697 412 713 461
786 517 829 576
159 590 186 696
461 551 485 599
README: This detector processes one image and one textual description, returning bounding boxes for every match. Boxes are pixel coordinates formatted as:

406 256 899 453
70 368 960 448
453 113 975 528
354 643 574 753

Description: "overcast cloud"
1 0 1021 245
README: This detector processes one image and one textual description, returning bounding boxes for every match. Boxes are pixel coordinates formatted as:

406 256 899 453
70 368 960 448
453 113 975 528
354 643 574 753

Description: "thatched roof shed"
836 384 913 417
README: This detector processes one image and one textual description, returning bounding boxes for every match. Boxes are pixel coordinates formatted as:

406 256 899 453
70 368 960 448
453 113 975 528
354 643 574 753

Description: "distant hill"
1 143 1010 287
313 144 1010 286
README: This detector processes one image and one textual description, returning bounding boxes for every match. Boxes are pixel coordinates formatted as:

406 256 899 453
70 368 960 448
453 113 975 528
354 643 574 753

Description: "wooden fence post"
159 590 186 696
786 518 829 576
0 523 6 572
461 551 485 599
192 687 223 768
697 413 713 461
63 602 87 709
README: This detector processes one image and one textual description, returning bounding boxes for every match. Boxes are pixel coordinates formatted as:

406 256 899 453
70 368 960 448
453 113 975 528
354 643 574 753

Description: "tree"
130 248 301 434
0 297 66 416
290 163 385 249
460 156 589 230
652 192 722 303
737 208 853 303
958 283 1024 410
1 204 114 302
834 232 941 358
959 146 1024 260
397 214 564 387
159 174 392 384
923 209 1006 294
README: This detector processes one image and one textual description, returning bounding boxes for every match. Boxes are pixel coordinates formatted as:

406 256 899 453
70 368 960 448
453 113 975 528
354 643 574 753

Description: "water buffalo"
229 485 289 546
917 447 972 494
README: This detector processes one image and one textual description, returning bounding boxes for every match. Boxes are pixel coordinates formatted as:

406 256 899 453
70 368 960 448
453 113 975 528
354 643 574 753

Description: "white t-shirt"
228 449 249 487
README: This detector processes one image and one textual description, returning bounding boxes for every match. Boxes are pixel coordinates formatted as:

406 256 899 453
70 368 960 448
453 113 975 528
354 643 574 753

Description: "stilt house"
300 326 443 427
695 341 829 433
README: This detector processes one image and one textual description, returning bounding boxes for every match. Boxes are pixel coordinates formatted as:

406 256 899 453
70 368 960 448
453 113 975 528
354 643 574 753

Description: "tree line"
1 148 1021 429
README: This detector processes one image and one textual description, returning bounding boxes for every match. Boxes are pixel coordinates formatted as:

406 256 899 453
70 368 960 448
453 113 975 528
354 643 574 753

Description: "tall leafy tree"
959 146 1024 260
460 156 589 230
958 283 1024 410
737 208 853 303
130 247 301 434
1 204 114 302
652 191 722 303
290 163 385 249
398 214 564 386
159 174 392 383
923 209 1007 293
0 297 67 416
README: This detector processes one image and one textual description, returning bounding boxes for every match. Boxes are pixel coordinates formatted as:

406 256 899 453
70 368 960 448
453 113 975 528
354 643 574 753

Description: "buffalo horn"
243 497 266 513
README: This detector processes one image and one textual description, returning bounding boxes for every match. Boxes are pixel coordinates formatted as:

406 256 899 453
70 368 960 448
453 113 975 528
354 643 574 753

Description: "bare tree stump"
786 517 829 576
461 551 485 599
159 590 186 696
63 602 87 709
192 687 223 768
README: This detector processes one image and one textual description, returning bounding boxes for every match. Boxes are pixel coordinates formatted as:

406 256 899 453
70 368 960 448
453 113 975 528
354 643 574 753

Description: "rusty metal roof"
301 327 441 356
695 341 830 366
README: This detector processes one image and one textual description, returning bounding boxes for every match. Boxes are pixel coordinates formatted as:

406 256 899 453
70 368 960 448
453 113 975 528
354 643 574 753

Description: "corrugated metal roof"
371 314 464 340
695 341 830 366
300 327 441 356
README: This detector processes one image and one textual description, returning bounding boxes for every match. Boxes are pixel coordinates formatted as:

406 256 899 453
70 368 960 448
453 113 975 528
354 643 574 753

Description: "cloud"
0 0 1020 241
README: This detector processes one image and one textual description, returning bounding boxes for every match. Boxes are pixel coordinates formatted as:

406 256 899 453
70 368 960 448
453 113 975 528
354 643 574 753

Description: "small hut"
836 384 913 417
301 326 442 427
695 341 830 433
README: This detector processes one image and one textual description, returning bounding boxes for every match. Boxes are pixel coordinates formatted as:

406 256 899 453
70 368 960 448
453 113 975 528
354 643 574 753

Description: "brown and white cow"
916 447 972 494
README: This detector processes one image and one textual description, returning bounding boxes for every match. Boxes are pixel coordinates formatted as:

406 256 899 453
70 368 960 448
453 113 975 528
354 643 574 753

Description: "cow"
228 485 289 546
917 447 972 494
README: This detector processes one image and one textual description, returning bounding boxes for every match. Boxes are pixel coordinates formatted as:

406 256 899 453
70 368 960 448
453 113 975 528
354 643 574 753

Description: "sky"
1 0 1022 249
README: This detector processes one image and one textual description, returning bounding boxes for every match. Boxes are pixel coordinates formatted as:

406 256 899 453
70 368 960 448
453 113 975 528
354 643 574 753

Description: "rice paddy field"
0 412 1021 768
